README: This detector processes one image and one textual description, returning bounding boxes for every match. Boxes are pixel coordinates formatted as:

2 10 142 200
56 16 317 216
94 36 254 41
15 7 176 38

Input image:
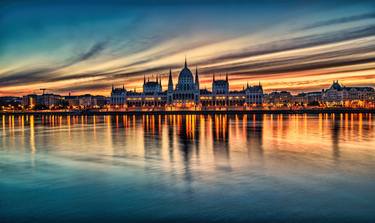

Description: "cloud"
100 24 375 80
57 82 110 93
74 41 108 62
202 44 375 75
300 12 375 30
204 24 375 65
0 68 55 86
0 40 109 87
2 7 375 95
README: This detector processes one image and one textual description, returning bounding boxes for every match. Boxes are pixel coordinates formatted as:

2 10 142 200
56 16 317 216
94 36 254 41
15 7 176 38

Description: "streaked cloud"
0 0 374 96
300 12 375 30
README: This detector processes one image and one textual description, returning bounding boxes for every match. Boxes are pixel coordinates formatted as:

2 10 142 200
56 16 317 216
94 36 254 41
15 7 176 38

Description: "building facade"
110 59 264 110
22 93 63 109
322 81 375 107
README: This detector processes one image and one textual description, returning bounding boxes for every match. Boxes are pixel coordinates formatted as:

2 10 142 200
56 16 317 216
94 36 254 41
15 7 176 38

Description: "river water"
1 114 374 222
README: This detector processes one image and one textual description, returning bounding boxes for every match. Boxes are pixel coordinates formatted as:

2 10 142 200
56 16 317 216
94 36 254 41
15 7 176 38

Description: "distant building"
78 94 106 107
0 96 22 109
109 59 264 109
306 92 323 105
322 81 375 107
39 94 63 108
110 85 126 106
293 92 322 106
143 76 162 95
265 91 293 106
212 74 229 94
65 94 107 108
22 93 63 109
22 94 38 108
64 95 80 107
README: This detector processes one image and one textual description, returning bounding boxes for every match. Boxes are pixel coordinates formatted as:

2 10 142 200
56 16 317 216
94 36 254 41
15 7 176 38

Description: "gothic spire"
184 56 187 68
195 66 199 90
168 68 173 92
226 73 228 82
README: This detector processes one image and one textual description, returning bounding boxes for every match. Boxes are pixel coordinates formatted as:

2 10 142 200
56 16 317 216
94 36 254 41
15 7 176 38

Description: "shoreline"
1 108 375 116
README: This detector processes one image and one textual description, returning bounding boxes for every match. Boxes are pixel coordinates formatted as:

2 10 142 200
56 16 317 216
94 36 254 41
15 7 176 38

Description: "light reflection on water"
1 114 375 222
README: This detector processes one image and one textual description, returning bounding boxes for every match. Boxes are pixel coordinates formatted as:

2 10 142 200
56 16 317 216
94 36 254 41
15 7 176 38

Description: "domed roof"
178 59 194 82
330 81 342 90
175 59 196 92
178 66 194 81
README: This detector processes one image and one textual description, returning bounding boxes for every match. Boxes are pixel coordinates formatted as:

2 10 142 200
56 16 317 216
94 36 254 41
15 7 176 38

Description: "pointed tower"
195 66 199 90
194 66 200 104
226 73 228 82
168 69 174 92
143 75 146 84
158 74 162 92
184 56 187 68
167 68 174 104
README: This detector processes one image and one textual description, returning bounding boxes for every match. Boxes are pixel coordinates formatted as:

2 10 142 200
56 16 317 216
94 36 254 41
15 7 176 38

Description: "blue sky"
1 0 375 95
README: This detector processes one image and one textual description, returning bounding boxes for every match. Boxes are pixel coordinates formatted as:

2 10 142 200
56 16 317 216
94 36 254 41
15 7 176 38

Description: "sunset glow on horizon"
1 0 375 96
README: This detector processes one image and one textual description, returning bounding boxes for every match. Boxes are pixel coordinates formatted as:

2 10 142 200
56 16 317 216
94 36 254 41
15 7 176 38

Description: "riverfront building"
322 81 375 107
22 93 64 109
110 59 264 110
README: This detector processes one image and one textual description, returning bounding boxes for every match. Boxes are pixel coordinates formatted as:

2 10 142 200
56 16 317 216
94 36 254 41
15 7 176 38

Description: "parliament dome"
176 59 195 91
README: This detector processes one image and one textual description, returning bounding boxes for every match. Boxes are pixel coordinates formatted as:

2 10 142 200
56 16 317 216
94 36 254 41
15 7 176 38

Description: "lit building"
22 94 38 108
173 60 200 105
0 96 22 110
322 80 375 107
22 93 63 109
143 75 162 95
109 59 264 110
110 85 126 106
66 94 107 108
39 94 63 108
293 92 322 106
264 91 293 106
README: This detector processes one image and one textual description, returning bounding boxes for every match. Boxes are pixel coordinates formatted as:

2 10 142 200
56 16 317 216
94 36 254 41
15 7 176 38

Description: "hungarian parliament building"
110 59 264 109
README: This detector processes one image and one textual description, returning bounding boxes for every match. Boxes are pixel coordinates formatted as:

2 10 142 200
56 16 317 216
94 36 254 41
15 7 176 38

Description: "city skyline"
12 61 375 110
1 0 375 96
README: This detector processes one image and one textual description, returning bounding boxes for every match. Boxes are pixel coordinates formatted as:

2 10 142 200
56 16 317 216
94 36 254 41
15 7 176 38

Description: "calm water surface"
1 114 375 222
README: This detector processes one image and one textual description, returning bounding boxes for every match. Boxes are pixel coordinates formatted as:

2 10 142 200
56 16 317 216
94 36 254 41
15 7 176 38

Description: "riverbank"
1 108 375 116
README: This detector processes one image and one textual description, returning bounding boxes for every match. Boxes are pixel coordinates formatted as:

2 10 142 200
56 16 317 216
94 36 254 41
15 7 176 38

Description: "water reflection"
1 114 375 222
1 114 374 161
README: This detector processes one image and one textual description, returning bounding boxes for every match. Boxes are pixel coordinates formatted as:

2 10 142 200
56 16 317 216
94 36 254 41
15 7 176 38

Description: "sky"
1 0 375 96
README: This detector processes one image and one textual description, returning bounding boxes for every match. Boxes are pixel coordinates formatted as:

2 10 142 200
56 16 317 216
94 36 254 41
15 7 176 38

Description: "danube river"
1 114 375 222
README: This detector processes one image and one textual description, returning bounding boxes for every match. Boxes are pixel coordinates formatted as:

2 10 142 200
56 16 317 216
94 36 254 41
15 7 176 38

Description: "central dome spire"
176 58 195 91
